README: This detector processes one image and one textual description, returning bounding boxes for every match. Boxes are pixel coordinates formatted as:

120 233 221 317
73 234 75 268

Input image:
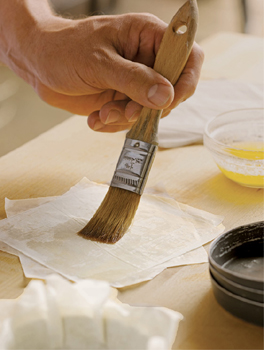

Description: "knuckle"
187 77 197 96
197 47 205 63
185 82 196 99
193 42 205 63
124 65 145 90
182 70 197 96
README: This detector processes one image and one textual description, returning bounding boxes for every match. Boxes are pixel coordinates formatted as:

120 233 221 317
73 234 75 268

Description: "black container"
209 264 264 303
209 221 264 290
210 271 264 327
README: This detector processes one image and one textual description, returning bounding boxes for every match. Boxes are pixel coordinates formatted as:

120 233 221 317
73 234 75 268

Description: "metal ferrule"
110 138 157 195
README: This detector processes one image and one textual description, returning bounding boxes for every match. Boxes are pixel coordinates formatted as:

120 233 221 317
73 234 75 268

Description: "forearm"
0 0 57 81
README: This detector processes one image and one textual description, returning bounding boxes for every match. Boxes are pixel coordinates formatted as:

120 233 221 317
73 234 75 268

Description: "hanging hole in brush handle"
126 0 198 144
174 23 188 34
153 0 198 87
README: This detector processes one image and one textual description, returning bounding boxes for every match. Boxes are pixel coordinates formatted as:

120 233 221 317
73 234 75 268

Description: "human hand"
0 1 204 133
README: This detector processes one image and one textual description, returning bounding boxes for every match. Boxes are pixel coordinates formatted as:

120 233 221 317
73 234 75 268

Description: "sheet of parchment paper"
0 178 224 287
2 192 208 282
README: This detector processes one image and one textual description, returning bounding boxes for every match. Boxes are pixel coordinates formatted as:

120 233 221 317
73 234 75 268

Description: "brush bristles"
78 186 141 244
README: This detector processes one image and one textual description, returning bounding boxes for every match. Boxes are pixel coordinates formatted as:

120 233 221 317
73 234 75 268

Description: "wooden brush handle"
126 0 198 144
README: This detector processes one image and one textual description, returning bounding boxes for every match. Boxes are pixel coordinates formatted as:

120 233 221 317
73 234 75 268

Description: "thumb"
104 56 174 110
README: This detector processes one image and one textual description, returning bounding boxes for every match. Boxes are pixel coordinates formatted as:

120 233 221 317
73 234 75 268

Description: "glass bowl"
204 108 264 188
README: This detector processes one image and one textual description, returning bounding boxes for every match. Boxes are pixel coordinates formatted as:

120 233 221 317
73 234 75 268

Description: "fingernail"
148 84 172 107
128 111 140 122
93 121 104 130
105 110 121 124
125 101 142 122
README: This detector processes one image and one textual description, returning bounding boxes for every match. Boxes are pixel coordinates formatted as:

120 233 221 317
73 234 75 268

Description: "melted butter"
228 142 264 160
217 142 264 188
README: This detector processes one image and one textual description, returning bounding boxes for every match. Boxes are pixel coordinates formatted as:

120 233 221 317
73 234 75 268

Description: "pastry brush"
78 0 198 243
